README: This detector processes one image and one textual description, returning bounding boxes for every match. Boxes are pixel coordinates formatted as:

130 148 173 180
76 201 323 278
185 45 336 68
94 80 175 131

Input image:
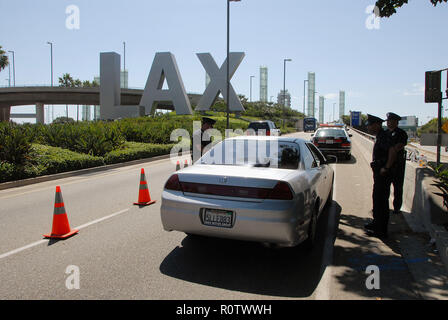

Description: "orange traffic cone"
134 168 156 206
184 159 189 168
176 160 181 171
43 186 78 239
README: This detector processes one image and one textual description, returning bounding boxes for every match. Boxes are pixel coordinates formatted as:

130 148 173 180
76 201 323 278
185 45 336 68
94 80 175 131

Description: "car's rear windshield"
199 139 300 170
248 122 270 130
315 129 346 137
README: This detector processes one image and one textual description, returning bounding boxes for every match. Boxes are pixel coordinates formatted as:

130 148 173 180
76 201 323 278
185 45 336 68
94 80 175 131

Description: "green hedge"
29 144 105 175
0 144 105 183
104 142 175 164
0 161 17 183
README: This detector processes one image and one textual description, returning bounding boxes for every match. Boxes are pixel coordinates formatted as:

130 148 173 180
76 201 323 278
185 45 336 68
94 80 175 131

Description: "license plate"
202 209 234 228
326 140 334 144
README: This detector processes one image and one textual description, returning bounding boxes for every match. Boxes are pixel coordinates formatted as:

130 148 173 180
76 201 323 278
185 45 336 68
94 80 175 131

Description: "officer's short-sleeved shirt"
389 127 408 165
192 129 212 156
373 128 392 163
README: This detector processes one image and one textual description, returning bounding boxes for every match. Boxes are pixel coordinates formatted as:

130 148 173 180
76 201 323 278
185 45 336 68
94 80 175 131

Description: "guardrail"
348 126 375 141
349 126 426 165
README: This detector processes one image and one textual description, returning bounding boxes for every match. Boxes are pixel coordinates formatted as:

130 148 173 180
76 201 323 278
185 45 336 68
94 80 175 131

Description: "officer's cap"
202 117 216 125
366 114 384 125
386 112 401 121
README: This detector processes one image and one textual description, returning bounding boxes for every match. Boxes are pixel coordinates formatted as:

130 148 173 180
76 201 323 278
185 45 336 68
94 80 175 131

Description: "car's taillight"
181 182 270 199
164 174 182 191
266 130 271 136
267 182 293 200
341 142 351 147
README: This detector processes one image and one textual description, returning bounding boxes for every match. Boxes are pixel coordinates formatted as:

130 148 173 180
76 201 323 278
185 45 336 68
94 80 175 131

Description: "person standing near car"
364 114 395 239
191 117 216 162
386 112 408 215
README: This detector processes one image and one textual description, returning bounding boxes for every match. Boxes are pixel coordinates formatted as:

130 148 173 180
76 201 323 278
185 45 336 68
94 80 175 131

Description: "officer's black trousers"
372 171 392 233
392 165 405 213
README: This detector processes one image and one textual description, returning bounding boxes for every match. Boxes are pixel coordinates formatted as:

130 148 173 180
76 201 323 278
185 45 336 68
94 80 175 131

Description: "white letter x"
196 52 245 112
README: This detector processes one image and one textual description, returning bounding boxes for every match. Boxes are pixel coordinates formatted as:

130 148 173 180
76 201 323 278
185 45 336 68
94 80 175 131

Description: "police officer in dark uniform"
364 114 394 238
386 112 408 215
191 117 216 161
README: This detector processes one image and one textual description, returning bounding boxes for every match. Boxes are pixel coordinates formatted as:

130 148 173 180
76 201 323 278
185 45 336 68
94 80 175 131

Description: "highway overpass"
0 86 202 122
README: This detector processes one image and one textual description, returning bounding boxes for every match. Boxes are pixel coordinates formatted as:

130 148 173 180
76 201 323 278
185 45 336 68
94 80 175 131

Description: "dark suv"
247 120 281 136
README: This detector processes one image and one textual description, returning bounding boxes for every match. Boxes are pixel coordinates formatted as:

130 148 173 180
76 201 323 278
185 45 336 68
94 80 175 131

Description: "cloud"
324 93 338 100
403 83 424 96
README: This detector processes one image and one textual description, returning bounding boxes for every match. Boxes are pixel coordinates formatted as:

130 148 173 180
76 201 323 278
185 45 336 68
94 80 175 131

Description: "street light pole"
226 0 230 129
8 50 15 87
8 57 11 87
123 41 126 73
283 59 291 107
250 75 255 102
226 0 241 129
282 58 291 129
47 42 54 121
47 42 53 86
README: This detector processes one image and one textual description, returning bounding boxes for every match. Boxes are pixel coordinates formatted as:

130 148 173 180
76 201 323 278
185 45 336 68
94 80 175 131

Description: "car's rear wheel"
325 177 334 209
303 207 318 251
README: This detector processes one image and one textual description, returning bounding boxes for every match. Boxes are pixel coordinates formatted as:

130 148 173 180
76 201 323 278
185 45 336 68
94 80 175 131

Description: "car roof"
227 135 304 144
249 120 272 123
316 127 346 131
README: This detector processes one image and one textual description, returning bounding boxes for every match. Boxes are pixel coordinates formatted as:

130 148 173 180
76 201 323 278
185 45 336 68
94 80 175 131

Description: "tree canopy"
375 0 447 17
58 73 99 88
0 46 9 72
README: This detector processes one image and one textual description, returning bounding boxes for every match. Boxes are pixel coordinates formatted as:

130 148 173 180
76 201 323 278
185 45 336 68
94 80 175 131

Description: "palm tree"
58 73 75 87
0 46 9 72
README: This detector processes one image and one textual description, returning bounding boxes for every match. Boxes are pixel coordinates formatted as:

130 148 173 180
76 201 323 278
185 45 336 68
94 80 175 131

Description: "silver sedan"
161 136 335 248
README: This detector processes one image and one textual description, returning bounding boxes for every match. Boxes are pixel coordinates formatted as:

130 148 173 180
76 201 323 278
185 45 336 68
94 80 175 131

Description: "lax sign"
99 52 245 119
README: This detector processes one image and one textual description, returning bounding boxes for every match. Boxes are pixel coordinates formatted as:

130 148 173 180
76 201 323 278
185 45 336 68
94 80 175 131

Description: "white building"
259 66 268 103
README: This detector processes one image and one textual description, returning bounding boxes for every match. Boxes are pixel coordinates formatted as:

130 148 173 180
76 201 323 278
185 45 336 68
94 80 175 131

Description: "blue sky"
1 0 447 124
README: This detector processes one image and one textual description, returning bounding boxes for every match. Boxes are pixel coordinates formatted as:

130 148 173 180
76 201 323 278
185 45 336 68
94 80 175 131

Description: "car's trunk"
176 165 295 201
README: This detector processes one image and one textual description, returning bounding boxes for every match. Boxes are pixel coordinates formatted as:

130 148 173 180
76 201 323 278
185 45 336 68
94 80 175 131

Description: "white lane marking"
0 208 130 261
76 208 129 230
315 163 337 300
0 240 47 260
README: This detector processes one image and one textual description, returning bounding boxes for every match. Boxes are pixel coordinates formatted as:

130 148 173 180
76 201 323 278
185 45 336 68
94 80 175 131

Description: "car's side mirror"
326 155 337 164
311 134 314 137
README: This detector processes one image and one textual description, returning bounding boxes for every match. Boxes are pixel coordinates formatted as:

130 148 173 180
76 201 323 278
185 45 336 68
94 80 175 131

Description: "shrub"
430 163 448 210
28 144 105 175
0 123 32 165
0 161 17 183
40 122 125 157
104 142 175 164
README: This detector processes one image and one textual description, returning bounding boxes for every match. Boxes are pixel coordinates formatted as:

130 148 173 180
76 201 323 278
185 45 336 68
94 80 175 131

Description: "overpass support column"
0 105 11 122
36 103 45 124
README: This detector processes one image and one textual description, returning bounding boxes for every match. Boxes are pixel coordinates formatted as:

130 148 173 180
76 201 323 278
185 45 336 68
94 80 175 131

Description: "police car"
311 124 352 160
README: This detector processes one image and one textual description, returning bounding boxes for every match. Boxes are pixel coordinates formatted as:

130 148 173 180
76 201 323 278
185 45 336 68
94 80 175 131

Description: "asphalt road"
0 131 428 299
